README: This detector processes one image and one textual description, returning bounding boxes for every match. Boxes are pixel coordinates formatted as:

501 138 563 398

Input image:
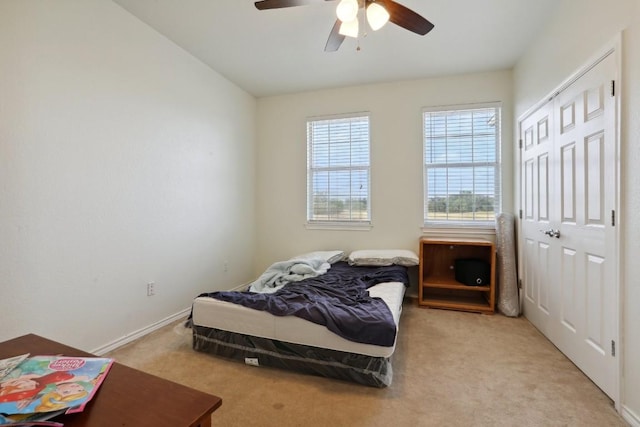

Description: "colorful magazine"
0 355 114 419
0 409 65 426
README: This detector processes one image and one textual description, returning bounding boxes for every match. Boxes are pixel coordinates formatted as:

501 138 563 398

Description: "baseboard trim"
91 307 191 355
622 405 640 427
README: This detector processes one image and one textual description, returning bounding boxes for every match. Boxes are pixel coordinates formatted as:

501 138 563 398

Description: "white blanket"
248 258 331 294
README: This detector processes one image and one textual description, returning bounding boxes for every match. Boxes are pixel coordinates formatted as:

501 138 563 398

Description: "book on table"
0 353 114 425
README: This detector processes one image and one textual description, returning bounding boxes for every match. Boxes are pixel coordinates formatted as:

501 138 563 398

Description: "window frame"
422 102 502 228
305 112 372 230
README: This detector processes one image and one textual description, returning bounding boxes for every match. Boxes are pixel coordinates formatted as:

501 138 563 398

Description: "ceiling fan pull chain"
357 4 365 51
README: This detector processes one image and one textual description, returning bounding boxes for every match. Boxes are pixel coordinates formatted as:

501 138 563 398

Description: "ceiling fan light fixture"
255 0 435 53
336 0 359 23
338 17 359 38
366 2 390 31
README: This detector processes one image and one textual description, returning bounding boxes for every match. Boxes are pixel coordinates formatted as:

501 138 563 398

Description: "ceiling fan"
254 0 435 52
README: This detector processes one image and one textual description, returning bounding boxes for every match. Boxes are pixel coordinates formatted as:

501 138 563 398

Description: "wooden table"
0 334 222 426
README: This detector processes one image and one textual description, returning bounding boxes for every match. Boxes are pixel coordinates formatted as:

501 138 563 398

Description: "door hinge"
611 210 616 226
610 80 616 97
518 279 522 289
519 139 523 149
519 209 523 219
611 340 616 357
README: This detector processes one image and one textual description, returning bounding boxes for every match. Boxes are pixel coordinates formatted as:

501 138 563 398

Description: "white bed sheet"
192 281 406 358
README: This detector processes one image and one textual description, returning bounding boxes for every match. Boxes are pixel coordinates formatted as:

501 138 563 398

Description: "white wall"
0 0 257 351
256 71 513 284
513 0 640 422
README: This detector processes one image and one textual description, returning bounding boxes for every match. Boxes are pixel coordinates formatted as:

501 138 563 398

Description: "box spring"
192 325 392 387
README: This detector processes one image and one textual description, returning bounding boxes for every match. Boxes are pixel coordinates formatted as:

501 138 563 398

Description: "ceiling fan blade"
376 0 434 35
255 0 328 10
325 19 346 52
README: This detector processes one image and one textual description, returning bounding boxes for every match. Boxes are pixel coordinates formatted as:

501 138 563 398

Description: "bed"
190 249 418 387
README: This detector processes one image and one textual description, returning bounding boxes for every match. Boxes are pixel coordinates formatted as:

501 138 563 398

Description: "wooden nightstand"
418 237 496 314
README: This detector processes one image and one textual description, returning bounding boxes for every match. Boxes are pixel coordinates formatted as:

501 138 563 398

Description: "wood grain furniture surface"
0 334 222 427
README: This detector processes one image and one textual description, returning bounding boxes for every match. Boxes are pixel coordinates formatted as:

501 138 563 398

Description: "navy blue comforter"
200 262 409 347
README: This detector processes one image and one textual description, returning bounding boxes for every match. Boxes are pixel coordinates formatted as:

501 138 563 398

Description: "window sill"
305 222 372 231
421 225 496 237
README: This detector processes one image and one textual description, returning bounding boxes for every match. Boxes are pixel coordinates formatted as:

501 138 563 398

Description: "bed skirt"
192 324 393 387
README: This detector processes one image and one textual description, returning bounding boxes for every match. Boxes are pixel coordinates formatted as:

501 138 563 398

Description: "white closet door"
520 99 556 337
520 52 618 400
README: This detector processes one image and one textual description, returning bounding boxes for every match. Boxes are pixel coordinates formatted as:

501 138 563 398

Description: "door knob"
542 229 561 238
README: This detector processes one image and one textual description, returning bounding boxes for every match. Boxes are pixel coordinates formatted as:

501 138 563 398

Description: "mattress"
191 280 406 358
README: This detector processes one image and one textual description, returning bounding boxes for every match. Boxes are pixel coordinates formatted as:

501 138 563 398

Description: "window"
423 104 501 225
307 113 370 226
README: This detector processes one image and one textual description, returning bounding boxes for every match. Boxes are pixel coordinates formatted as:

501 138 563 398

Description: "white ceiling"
112 0 557 97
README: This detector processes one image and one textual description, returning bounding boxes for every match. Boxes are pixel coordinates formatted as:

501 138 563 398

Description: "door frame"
516 34 622 409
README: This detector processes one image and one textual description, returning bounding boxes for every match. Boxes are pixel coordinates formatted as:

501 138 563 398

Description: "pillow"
290 250 345 264
347 249 419 267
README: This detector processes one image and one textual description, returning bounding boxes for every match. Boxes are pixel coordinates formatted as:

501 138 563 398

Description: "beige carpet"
107 302 626 426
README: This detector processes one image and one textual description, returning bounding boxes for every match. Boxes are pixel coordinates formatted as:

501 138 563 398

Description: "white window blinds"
423 104 501 225
307 114 370 224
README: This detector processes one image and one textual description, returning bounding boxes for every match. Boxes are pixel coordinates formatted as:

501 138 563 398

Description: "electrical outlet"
224 261 228 272
147 282 155 296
